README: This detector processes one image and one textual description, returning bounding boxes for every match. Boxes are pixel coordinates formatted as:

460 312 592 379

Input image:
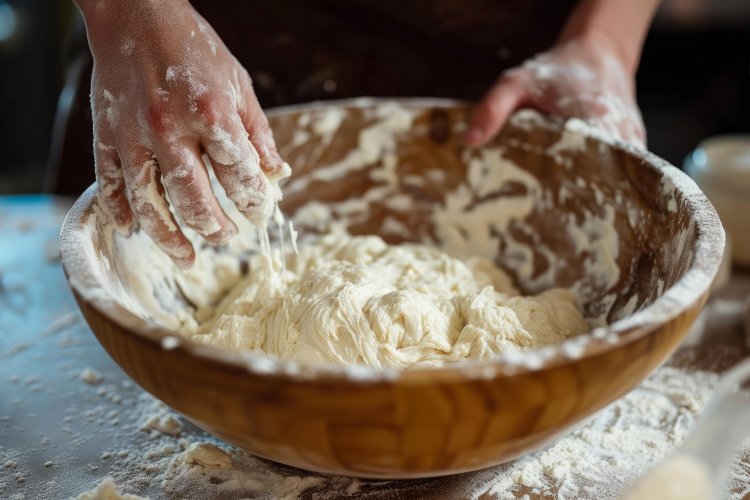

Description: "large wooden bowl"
60 99 724 478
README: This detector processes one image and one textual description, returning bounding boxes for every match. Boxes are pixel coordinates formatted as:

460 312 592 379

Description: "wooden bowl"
60 99 724 478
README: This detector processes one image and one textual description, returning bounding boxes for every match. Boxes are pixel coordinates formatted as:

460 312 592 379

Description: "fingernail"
169 247 196 270
265 161 292 182
464 127 483 145
208 223 238 245
174 255 195 270
113 218 139 237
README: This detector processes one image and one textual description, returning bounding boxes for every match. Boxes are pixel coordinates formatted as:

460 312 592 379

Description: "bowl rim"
60 97 726 384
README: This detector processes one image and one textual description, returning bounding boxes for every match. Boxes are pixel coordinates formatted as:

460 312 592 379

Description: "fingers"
153 139 237 244
585 95 646 148
236 72 286 177
240 105 285 177
465 72 531 146
198 108 275 225
619 122 646 148
119 143 195 269
625 108 647 148
208 141 274 225
94 128 136 232
632 124 647 148
190 75 287 225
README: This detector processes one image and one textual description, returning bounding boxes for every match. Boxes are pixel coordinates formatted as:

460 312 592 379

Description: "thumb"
465 73 530 146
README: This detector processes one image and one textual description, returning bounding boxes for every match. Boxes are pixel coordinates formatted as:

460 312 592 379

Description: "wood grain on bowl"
60 99 724 478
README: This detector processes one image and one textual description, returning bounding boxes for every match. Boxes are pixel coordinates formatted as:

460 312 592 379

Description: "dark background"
1 0 749 196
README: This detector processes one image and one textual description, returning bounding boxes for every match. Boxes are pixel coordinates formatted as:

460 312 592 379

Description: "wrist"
566 29 637 76
556 0 660 76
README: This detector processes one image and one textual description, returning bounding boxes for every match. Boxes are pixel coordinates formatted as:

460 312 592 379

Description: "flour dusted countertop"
1 196 749 499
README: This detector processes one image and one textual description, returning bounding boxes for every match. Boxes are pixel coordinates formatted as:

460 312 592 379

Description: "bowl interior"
62 99 723 374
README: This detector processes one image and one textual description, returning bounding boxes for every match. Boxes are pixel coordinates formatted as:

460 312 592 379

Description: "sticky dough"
185 231 589 369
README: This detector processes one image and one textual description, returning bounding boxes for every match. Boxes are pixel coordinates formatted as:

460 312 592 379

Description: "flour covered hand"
466 39 645 147
465 0 660 148
76 0 285 268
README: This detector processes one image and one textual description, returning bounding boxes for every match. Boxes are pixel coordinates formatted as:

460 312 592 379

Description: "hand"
81 0 285 268
465 33 646 148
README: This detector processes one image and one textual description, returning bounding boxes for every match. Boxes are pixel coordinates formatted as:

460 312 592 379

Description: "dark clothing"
196 0 575 104
48 0 575 195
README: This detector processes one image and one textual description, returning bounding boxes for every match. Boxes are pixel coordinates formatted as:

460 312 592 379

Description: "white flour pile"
181 231 589 369
52 363 750 500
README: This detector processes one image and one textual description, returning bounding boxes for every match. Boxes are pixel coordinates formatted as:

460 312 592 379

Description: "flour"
75 478 147 500
80 367 104 385
57 390 362 500
433 148 542 261
180 443 232 469
138 397 184 437
285 101 415 190
517 41 644 147
57 362 748 499
467 366 721 499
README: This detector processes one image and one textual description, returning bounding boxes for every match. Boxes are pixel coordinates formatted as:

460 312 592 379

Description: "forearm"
558 0 661 73
73 0 190 53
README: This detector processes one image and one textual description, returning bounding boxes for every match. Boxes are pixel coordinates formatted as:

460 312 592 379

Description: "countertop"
1 195 749 499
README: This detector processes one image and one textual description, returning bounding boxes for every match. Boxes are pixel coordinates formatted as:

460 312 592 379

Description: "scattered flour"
2 323 748 499
80 367 104 385
139 398 183 437
54 363 748 499
74 477 147 500
180 443 232 469
467 366 722 499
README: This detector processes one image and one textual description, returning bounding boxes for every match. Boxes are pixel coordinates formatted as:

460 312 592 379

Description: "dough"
180 442 232 469
75 477 147 500
184 231 589 369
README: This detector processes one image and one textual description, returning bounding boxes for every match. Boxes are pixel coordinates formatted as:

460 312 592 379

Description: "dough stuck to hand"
184 232 589 369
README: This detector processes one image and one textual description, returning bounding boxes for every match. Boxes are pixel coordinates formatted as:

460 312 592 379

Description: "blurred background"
0 0 749 196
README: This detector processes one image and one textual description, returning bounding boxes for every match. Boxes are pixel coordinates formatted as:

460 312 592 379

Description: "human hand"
80 0 286 268
465 33 645 148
